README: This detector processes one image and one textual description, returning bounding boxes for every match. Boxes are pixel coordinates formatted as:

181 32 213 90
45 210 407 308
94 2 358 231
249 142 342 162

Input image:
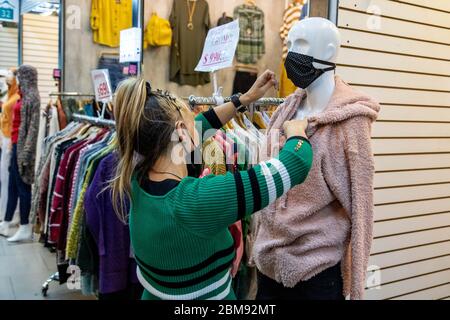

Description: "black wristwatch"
230 93 247 113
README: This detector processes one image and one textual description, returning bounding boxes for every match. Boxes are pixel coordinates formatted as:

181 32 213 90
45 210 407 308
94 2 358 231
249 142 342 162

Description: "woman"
111 70 313 300
0 65 40 241
0 69 20 222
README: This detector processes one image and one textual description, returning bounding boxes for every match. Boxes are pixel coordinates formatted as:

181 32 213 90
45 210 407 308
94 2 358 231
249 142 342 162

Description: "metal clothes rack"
49 92 95 98
72 114 116 127
188 95 285 108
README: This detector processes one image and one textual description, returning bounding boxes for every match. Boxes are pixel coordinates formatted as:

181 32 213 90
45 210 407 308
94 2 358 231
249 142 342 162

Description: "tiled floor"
0 233 95 300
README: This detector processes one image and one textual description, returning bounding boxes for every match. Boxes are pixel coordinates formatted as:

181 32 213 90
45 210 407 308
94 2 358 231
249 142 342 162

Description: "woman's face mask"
284 51 336 89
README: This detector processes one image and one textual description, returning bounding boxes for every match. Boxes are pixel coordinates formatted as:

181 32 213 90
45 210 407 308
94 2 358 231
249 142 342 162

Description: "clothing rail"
72 114 116 127
49 92 96 98
188 95 285 108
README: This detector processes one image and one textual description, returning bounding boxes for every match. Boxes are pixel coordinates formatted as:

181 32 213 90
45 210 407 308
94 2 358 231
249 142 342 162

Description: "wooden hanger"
98 51 120 58
246 0 256 6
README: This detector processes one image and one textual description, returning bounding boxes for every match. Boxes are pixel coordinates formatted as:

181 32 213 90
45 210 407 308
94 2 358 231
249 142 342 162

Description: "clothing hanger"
98 51 120 59
245 0 256 6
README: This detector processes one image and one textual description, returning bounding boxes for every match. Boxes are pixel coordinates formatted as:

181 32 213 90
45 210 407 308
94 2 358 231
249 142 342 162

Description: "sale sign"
91 69 113 103
195 20 240 73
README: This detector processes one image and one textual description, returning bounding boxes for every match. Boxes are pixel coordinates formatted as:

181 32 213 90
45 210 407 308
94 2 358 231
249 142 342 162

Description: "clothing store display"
1 78 19 138
131 108 313 300
4 144 32 225
97 56 129 92
16 65 41 186
90 0 132 47
0 70 19 220
234 4 265 64
144 13 172 48
252 76 380 300
169 0 210 86
284 52 336 89
256 263 344 300
217 13 233 26
280 1 304 60
35 101 60 174
232 71 257 95
85 152 141 295
31 119 141 297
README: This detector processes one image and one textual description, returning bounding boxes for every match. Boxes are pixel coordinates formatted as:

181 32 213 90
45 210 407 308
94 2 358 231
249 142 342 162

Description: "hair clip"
145 81 152 98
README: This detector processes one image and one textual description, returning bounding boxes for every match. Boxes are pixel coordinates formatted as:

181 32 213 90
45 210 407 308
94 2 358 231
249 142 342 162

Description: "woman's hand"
240 70 277 105
283 119 308 139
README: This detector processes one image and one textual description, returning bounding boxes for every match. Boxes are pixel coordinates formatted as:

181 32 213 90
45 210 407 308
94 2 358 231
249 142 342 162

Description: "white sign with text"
120 27 142 63
91 69 113 103
195 20 240 73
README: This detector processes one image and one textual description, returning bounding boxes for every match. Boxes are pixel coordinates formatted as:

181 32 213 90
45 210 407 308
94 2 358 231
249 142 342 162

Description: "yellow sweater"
91 0 133 47
1 92 20 138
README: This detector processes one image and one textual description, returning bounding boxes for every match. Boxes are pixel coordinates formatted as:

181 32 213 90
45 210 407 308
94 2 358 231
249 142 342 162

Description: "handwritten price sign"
195 20 240 72
91 69 113 103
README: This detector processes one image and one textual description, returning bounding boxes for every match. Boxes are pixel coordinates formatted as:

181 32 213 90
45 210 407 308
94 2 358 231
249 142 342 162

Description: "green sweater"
130 110 313 300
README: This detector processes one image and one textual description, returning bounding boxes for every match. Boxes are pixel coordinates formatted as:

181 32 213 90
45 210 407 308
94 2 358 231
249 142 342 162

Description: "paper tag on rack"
195 20 239 72
91 69 113 103
119 27 142 63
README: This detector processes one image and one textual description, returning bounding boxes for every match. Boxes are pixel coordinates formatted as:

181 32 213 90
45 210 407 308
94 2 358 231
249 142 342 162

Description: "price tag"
91 69 113 103
195 20 240 72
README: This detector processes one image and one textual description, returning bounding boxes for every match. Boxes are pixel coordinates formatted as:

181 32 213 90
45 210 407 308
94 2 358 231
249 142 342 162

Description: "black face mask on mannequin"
284 51 336 89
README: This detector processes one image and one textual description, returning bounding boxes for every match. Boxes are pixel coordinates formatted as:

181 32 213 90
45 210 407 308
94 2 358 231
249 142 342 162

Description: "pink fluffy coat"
252 76 380 300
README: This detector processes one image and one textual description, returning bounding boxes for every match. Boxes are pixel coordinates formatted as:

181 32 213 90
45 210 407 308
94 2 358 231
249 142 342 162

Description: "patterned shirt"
234 4 265 64
280 2 304 60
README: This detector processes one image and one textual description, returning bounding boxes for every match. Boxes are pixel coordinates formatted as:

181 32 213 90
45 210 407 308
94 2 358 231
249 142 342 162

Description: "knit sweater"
252 76 380 300
130 110 313 300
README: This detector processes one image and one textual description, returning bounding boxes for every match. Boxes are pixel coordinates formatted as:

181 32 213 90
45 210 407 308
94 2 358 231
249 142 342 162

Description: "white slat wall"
22 14 59 106
0 26 19 70
337 0 450 300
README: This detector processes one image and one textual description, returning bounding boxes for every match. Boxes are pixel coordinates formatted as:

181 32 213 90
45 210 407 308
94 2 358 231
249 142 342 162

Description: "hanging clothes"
90 0 133 47
278 1 305 97
280 1 304 61
232 71 257 95
234 4 265 64
169 0 211 86
217 12 233 26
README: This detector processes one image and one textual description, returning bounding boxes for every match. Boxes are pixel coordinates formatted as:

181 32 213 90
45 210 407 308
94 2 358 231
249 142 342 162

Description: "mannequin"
285 17 341 119
252 17 379 300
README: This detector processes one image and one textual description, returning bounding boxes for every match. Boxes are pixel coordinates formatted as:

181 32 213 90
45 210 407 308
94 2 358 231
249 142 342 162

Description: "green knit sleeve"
172 137 313 237
195 109 223 141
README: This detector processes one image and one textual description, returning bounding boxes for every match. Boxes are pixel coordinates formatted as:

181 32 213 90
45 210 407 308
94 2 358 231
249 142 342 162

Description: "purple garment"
84 152 139 294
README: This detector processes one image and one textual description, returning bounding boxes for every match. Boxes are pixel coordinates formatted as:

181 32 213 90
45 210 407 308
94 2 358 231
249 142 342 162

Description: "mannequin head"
287 17 341 64
286 18 341 118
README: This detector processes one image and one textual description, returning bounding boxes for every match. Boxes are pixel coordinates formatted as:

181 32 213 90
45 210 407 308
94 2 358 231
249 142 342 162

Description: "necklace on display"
151 170 184 181
186 0 197 31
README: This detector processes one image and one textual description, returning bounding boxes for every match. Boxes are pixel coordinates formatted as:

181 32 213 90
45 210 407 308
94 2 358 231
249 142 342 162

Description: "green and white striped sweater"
129 110 313 300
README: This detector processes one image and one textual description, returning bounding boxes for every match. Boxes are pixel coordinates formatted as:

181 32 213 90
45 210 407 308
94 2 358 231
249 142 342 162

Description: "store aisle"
0 234 94 300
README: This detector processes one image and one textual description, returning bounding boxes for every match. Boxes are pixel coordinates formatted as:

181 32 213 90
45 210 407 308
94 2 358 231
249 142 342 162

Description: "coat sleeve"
343 116 375 300
22 100 41 166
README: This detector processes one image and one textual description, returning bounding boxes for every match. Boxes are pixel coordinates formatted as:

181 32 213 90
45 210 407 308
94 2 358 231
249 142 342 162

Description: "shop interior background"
64 0 285 97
